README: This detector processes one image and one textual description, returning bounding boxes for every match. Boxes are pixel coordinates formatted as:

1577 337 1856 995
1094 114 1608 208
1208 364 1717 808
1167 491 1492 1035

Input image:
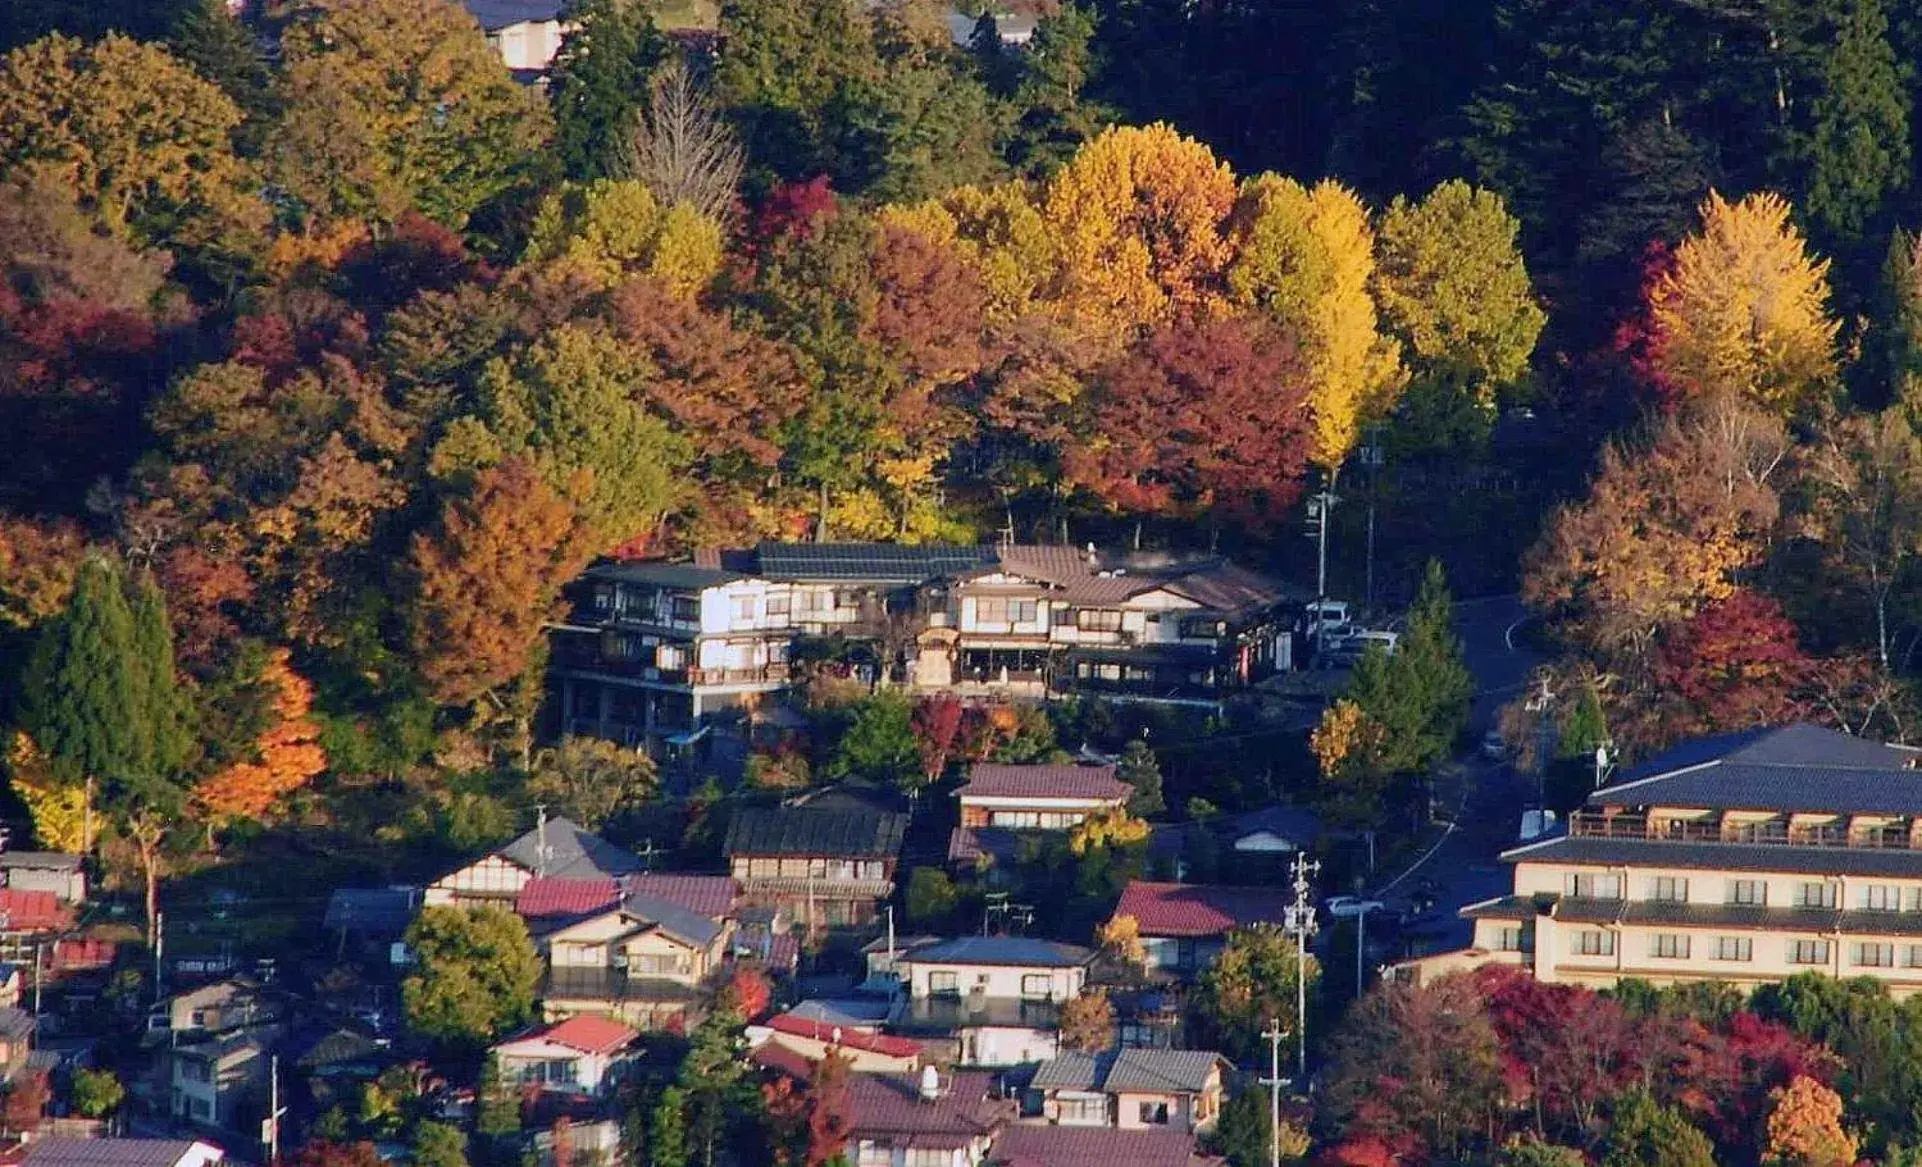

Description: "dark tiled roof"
1030 1048 1223 1094
902 937 1093 967
725 808 908 859
991 1125 1199 1167
585 560 745 590
499 818 645 880
1505 835 1922 878
0 1007 35 1039
958 764 1130 803
624 874 738 918
295 1027 388 1070
846 1070 1011 1146
1156 561 1296 618
1225 805 1322 844
755 542 996 583
24 1141 218 1167
1113 882 1294 937
324 888 420 937
1592 723 1922 814
619 892 723 948
0 852 81 871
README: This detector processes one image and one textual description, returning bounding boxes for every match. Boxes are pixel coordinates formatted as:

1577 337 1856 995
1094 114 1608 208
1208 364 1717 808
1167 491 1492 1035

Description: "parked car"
1325 895 1386 919
1302 599 1353 642
1481 730 1508 760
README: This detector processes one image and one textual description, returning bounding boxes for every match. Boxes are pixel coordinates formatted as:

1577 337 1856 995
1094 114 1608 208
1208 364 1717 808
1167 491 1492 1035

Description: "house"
291 1026 393 1115
425 816 644 908
956 764 1131 831
464 0 571 77
516 873 738 930
539 889 732 1030
0 964 21 1010
168 1029 273 1133
889 938 1094 1067
1398 723 1922 994
843 1069 1014 1167
147 979 281 1046
753 1010 924 1073
1222 806 1322 858
0 887 75 958
22 1141 224 1167
0 1007 33 1082
1110 882 1293 978
491 1015 639 1096
1026 1049 1227 1133
988 1125 1204 1167
0 853 86 903
323 888 422 961
725 806 907 932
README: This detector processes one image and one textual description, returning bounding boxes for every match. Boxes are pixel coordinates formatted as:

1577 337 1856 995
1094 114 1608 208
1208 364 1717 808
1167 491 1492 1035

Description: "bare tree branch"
614 61 745 226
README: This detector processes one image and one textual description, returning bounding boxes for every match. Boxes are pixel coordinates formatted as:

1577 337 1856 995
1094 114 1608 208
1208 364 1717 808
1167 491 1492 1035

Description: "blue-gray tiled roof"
1591 723 1922 815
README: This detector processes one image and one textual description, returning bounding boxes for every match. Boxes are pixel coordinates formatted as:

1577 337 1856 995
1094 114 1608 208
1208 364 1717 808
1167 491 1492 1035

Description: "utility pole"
1259 1019 1287 1167
1355 903 1383 998
153 910 165 1004
1305 489 1338 600
1282 852 1321 1082
1525 675 1557 805
264 1054 287 1163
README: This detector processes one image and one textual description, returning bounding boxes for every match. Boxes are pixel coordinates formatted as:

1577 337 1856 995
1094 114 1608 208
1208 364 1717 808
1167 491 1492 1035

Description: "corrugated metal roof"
1592 723 1922 814
586 560 744 590
990 1125 1199 1167
755 542 997 582
901 937 1093 967
1029 1048 1221 1094
957 763 1129 803
724 808 908 858
24 1141 217 1167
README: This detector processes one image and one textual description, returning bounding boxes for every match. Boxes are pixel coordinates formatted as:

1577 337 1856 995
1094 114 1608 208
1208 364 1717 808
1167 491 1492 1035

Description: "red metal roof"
0 889 72 933
529 1014 640 1055
750 1042 816 1080
958 764 1130 803
1112 881 1293 938
992 1126 1202 1167
516 873 738 921
624 874 738 918
766 1012 923 1058
516 877 621 919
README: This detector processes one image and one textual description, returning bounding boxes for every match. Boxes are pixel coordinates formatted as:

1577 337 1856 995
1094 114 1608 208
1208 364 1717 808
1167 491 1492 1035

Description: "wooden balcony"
1568 810 1919 850
687 663 793 686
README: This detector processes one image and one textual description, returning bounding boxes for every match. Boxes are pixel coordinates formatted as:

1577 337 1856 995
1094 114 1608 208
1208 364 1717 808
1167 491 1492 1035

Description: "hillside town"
14 0 1922 1164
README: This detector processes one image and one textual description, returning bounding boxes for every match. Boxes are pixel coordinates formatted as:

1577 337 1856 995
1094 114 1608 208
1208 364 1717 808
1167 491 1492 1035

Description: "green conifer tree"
548 0 668 181
1791 0 1910 242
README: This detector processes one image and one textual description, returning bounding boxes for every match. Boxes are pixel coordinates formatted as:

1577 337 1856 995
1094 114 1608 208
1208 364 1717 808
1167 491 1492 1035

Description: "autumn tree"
616 63 746 225
0 514 85 632
1641 590 1818 747
1644 191 1839 412
724 965 772 1021
521 181 724 297
1229 175 1406 469
527 738 658 829
401 906 541 1047
1374 180 1544 398
272 0 552 229
1311 697 1389 820
765 1048 855 1167
191 649 327 829
1058 988 1116 1052
1196 925 1319 1061
69 1069 123 1119
911 695 966 787
408 459 594 708
1069 313 1314 532
1764 1075 1856 1167
1806 408 1922 670
1116 739 1164 817
3 1072 49 1135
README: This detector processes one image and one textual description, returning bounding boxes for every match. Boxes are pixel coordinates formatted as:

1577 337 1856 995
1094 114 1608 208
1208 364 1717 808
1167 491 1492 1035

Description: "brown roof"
958 764 1130 803
525 1015 640 1055
624 874 738 918
1113 881 1294 938
846 1071 1013 1147
1156 561 1292 618
991 1126 1202 1167
991 546 1153 604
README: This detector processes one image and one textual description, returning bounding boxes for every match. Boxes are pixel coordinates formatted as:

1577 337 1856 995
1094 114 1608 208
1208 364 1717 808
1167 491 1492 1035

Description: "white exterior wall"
852 1141 976 1167
425 855 529 905
963 1024 1058 1066
487 19 570 72
494 1037 619 1093
900 960 1085 1001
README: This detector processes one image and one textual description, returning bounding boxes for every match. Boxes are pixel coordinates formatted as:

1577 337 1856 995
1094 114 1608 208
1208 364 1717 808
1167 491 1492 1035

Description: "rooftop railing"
1568 810 1918 850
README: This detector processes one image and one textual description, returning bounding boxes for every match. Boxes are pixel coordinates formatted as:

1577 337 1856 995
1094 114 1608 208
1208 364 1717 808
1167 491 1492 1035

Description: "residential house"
987 1125 1204 1167
725 806 907 932
843 1069 1014 1167
0 1007 33 1082
1398 723 1922 994
168 1029 272 1133
291 1027 392 1116
464 1 570 78
147 979 281 1046
889 938 1094 1067
425 817 643 908
957 764 1131 831
754 1011 923 1073
22 1141 224 1167
0 888 74 960
0 853 85 903
1110 882 1293 979
1025 1049 1227 1133
0 964 21 1010
539 889 732 1030
323 888 422 964
1222 806 1322 858
491 1015 639 1096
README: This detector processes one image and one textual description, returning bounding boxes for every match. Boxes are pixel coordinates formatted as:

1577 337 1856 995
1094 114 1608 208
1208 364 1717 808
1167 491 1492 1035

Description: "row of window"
926 970 1060 1000
1566 930 1922 969
987 810 1089 830
1564 874 1921 910
735 858 888 880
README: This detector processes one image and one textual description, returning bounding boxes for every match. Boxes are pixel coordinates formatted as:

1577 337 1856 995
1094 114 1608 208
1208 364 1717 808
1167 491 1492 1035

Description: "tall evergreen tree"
1784 0 1910 243
1345 558 1472 775
15 558 144 788
168 0 275 147
548 0 668 181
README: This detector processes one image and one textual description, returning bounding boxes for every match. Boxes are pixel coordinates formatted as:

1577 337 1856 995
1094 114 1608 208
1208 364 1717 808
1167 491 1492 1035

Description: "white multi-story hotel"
1407 723 1922 995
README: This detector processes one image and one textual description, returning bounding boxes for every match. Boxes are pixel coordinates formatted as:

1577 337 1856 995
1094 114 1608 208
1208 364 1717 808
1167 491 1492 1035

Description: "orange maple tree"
191 649 327 824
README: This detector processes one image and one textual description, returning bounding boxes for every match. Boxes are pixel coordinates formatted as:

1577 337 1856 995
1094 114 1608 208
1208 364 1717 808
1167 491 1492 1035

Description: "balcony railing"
1569 811 1918 850
687 663 793 686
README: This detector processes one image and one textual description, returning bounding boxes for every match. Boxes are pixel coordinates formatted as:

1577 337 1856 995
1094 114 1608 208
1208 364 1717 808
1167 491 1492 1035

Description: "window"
1057 1096 1108 1125
1906 945 1922 968
1572 930 1615 956
1728 879 1767 906
907 1151 951 1167
670 596 700 623
976 597 1010 624
857 1143 890 1167
1077 609 1123 632
1713 936 1753 962
1494 927 1525 952
1649 933 1690 959
766 594 791 617
732 596 755 621
1790 939 1832 965
1648 877 1689 903
180 1061 212 1084
1797 882 1838 909
630 953 691 976
1020 974 1054 1000
191 1098 212 1120
1567 873 1623 900
1862 884 1902 911
928 971 959 996
657 644 686 670
1012 599 1038 624
1855 942 1896 968
1138 1101 1171 1125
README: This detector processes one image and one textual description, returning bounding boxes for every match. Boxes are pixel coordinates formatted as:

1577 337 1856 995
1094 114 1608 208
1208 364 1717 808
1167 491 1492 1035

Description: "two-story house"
491 1015 640 1096
0 852 86 903
1025 1049 1227 1133
843 1069 1014 1167
725 806 907 932
169 1029 273 1134
538 889 733 1030
147 979 282 1047
426 816 644 908
1404 723 1922 994
987 1126 1204 1167
889 938 1095 1067
465 1 571 78
956 764 1131 831
1110 882 1293 980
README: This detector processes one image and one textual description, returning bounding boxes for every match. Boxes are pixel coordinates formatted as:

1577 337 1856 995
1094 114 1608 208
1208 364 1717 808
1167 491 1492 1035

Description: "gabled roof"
902 937 1094 968
1155 561 1294 618
958 764 1130 804
324 888 420 936
0 1007 34 1040
1225 805 1322 843
764 1012 923 1058
845 1070 1011 1145
497 818 645 881
725 807 908 859
1113 881 1292 937
618 892 724 948
1590 723 1922 815
0 888 73 932
585 560 746 590
755 542 997 583
503 1015 640 1057
990 1125 1200 1167
516 877 622 921
24 1141 222 1167
1030 1048 1224 1094
463 0 568 31
517 873 737 922
294 1027 389 1070
0 852 81 871
624 874 738 919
